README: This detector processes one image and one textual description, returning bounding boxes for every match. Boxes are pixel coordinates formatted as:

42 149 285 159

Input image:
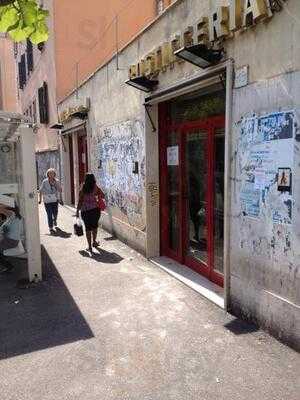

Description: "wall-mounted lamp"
132 161 139 174
174 44 223 69
50 123 64 130
125 76 159 93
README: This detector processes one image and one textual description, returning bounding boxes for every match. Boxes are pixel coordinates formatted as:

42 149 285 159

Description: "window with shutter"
18 62 23 90
38 82 49 124
38 86 44 123
20 54 26 89
43 82 49 124
26 39 34 73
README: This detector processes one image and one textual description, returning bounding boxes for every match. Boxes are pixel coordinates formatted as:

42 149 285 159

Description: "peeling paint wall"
230 72 300 349
91 120 146 230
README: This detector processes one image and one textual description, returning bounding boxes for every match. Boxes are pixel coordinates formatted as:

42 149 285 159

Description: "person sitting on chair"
0 203 23 274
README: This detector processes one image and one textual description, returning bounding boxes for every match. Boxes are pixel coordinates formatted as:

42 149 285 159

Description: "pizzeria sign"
129 0 287 79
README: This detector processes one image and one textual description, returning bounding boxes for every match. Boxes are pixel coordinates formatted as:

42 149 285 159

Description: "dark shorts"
81 208 101 231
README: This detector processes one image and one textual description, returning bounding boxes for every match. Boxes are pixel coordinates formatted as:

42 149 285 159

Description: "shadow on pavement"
53 227 72 238
224 318 259 335
103 236 117 241
0 245 94 361
44 228 72 239
79 248 123 264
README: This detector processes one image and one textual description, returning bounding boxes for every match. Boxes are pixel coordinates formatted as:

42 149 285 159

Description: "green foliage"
0 0 49 44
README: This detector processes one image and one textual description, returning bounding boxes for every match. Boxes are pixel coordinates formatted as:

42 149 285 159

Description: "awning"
144 61 229 105
61 121 86 136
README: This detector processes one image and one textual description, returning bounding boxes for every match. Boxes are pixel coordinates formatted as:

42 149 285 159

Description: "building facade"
0 35 19 113
15 0 60 186
58 0 300 350
55 0 174 205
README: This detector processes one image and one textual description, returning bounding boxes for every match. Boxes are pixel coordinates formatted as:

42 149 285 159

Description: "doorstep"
150 256 224 309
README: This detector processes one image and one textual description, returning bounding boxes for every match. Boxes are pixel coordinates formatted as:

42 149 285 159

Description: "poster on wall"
239 111 295 224
96 120 145 222
167 146 179 166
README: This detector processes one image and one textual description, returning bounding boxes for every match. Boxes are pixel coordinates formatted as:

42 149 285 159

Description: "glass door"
159 99 225 287
182 121 224 286
184 130 209 267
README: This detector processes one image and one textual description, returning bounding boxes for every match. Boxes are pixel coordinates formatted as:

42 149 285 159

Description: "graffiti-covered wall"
91 120 146 231
230 71 300 348
36 150 60 188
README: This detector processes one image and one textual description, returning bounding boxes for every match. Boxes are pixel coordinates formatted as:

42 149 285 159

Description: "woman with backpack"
76 173 105 254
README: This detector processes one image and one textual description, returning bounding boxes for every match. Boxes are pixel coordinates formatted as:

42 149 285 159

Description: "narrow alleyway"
0 206 299 400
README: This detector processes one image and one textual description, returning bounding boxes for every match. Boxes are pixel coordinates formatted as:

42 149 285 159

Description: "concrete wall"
59 0 300 348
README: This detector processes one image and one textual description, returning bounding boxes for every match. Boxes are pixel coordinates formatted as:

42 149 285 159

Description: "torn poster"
239 111 295 224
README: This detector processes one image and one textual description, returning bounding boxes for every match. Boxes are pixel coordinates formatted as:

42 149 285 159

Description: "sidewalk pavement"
0 205 299 400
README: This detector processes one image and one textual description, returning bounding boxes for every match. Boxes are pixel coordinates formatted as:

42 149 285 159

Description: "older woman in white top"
39 168 63 234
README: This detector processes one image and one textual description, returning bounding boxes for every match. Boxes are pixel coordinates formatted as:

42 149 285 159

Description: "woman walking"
76 173 105 253
39 168 63 234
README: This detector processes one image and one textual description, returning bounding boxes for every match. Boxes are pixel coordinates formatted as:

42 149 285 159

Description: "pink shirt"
81 189 98 212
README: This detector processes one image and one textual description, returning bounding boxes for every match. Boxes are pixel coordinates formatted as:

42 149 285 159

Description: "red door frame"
78 133 88 188
159 103 225 287
68 136 75 205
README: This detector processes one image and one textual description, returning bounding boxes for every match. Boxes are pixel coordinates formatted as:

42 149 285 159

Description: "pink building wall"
54 0 173 102
16 0 58 153
0 35 19 112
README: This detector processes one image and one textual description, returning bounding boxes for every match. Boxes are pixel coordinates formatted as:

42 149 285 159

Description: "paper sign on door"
167 146 179 166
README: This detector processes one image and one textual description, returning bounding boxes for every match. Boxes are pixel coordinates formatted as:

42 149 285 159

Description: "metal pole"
115 15 119 70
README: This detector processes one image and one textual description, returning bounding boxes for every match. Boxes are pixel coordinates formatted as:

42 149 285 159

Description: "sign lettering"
129 0 286 80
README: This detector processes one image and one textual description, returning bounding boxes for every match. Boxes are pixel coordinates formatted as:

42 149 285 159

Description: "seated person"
0 203 23 274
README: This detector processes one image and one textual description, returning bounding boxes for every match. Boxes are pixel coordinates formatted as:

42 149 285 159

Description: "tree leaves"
0 0 49 43
0 7 18 31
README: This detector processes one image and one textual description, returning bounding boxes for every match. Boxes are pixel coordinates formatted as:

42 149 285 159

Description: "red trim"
69 136 75 205
159 111 225 287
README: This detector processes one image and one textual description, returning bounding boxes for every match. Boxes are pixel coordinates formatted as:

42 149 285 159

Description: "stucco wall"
0 37 19 112
54 0 176 102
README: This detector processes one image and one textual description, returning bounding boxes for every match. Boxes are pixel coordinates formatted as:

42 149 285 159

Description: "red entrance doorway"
68 136 75 205
78 133 88 188
159 102 225 287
